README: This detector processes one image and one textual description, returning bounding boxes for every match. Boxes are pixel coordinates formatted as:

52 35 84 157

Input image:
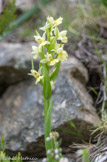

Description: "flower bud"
55 149 59 154
46 137 51 141
55 154 59 160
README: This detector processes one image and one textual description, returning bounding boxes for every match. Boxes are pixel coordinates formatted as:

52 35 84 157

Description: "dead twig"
102 62 107 120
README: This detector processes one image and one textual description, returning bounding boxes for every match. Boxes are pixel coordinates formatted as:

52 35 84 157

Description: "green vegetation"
0 137 22 162
0 0 54 40
0 0 16 35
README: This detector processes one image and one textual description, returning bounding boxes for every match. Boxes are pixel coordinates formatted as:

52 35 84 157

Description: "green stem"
44 98 50 155
44 99 50 121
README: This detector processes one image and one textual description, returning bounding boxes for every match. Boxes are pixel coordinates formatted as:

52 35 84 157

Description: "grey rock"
0 59 100 158
16 0 38 11
61 57 88 85
0 42 39 86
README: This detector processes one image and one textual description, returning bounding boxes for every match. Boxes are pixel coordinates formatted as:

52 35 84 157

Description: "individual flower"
32 46 40 59
29 70 44 84
56 48 68 61
55 149 59 154
40 53 59 66
46 137 51 141
34 33 50 48
55 154 59 160
47 150 51 155
57 30 68 43
54 28 67 43
40 16 63 31
54 42 64 51
47 16 63 27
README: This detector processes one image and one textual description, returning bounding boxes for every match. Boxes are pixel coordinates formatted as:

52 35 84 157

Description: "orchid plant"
30 16 68 162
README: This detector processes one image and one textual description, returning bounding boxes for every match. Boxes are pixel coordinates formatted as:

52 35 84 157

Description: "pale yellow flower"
40 17 63 31
54 43 64 51
56 48 68 61
30 70 44 84
58 30 68 43
47 16 63 27
34 33 50 48
32 46 40 59
54 28 68 43
40 53 59 66
40 22 50 31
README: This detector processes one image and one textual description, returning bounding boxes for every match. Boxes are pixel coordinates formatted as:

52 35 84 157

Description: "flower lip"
34 34 50 48
30 70 44 84
40 53 59 66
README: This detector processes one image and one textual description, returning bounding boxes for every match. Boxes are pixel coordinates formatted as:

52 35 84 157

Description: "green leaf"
45 100 53 152
30 57 34 70
69 121 77 130
38 66 43 75
90 87 98 96
50 62 60 84
82 149 90 162
45 100 53 138
59 128 82 137
0 137 6 151
43 65 51 99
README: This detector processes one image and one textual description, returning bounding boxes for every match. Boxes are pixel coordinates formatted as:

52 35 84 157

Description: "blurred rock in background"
16 0 39 11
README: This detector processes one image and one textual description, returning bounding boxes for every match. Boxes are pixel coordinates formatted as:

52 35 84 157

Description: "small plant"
82 149 90 162
29 16 68 161
0 137 22 162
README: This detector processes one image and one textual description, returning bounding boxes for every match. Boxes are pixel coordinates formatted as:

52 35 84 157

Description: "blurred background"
0 0 107 161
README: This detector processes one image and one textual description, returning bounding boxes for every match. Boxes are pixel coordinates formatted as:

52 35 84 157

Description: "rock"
0 42 39 87
61 57 88 85
0 58 100 158
16 0 38 11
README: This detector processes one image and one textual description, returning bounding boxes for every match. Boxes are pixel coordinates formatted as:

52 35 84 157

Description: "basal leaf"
45 100 53 138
